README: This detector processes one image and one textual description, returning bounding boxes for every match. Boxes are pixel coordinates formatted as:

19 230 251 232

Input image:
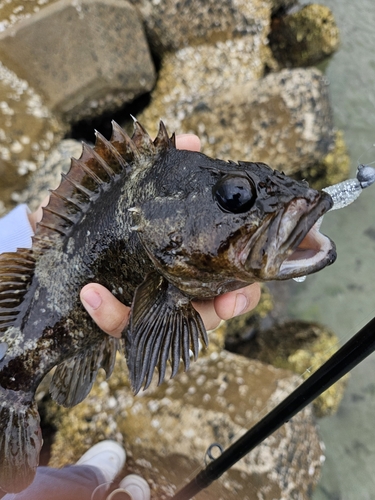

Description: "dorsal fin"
0 249 35 333
33 120 174 249
131 119 155 155
153 120 173 150
110 121 140 163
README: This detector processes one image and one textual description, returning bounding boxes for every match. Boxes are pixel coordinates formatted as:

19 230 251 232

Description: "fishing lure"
293 164 375 282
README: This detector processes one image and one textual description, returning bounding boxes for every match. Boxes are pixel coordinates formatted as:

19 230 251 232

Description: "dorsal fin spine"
89 145 117 178
72 158 103 186
42 207 75 225
36 223 66 236
32 120 167 250
49 190 85 211
170 132 176 148
80 143 113 183
110 120 140 161
94 130 128 172
153 120 170 150
61 173 93 198
131 121 155 153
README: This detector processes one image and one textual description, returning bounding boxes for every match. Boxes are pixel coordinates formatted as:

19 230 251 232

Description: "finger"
80 284 130 338
213 283 261 321
193 283 261 331
192 299 221 331
176 134 201 152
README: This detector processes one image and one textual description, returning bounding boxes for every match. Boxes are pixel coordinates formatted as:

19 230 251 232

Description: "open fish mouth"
279 217 336 278
242 191 336 280
275 192 336 279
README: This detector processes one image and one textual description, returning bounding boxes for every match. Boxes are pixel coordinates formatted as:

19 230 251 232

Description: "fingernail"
233 293 248 317
81 289 102 310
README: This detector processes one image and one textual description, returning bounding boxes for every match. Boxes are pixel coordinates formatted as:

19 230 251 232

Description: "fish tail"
0 386 42 493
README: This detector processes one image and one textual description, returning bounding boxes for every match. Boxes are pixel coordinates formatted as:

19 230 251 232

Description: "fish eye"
214 175 256 213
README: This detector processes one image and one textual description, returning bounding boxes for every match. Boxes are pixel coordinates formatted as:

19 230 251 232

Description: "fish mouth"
242 191 336 280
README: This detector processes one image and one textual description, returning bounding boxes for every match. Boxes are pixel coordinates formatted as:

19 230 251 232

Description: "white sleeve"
0 204 34 253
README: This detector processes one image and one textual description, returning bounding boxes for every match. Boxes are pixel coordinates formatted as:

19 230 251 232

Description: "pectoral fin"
125 272 208 394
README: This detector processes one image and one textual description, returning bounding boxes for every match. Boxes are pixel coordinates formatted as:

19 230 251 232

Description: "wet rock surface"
231 319 349 418
129 0 271 54
269 4 340 68
140 67 335 174
0 0 156 122
0 62 64 213
45 350 324 500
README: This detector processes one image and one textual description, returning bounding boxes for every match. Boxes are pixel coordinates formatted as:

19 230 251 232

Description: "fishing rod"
170 313 375 499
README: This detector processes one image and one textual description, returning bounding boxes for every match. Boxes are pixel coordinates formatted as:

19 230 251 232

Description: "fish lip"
278 223 336 279
243 191 336 280
277 191 336 279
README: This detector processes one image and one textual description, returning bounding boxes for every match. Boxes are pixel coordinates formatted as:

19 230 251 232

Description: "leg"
2 441 126 500
1 465 104 500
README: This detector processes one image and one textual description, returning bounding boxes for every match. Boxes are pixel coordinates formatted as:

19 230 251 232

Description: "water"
289 1 375 498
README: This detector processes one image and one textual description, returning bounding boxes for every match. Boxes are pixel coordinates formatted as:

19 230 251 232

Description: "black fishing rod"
170 314 375 499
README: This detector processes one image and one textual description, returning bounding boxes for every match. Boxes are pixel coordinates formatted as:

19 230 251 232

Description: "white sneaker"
106 474 151 500
75 440 126 485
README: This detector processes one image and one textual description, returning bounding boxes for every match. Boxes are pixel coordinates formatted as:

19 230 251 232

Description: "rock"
270 0 298 13
0 0 156 122
133 0 274 140
236 320 349 417
269 4 340 68
129 0 272 55
138 36 272 136
12 139 83 211
0 61 65 214
0 0 58 31
295 130 351 191
46 350 323 499
140 67 334 175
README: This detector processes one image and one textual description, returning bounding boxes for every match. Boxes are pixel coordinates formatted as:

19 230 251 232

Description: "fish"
0 120 336 493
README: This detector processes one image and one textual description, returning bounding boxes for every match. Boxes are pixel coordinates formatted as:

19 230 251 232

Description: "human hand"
29 133 261 337
80 282 261 337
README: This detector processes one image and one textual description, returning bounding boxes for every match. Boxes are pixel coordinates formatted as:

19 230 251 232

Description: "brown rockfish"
0 121 335 492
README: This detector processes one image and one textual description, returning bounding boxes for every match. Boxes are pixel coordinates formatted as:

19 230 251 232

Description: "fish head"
134 148 336 297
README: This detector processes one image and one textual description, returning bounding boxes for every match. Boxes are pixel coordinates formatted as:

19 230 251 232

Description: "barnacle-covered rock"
141 67 335 175
0 0 156 122
138 38 272 140
295 130 351 191
239 320 348 417
0 0 59 30
129 0 272 56
269 4 340 68
0 62 65 214
47 351 324 500
270 0 298 13
13 139 83 212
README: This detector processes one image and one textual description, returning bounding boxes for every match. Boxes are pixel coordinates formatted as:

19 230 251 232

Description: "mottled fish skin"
0 121 336 493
